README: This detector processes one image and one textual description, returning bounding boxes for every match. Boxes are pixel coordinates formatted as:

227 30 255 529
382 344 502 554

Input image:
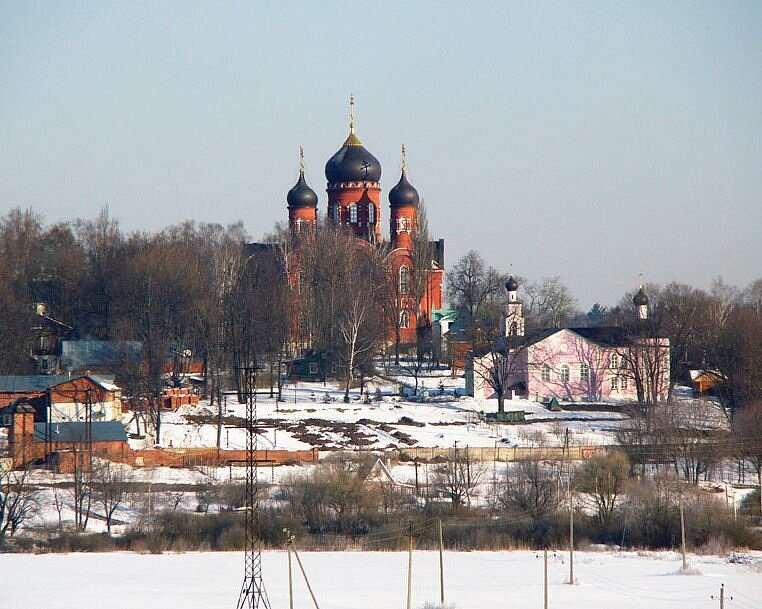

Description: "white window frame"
399 310 409 329
399 265 410 295
541 364 551 382
559 363 570 383
349 203 358 223
308 362 318 375
579 363 589 382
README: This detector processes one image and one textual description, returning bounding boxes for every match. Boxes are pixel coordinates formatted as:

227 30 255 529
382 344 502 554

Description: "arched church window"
399 310 409 329
399 265 410 295
367 202 375 224
508 321 518 336
349 203 358 223
609 353 618 369
331 202 340 223
560 363 570 383
541 364 551 382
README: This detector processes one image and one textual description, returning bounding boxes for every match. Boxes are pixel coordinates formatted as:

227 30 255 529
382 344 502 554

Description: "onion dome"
505 275 519 292
389 171 419 208
389 145 419 208
287 148 318 209
633 285 649 306
325 96 382 183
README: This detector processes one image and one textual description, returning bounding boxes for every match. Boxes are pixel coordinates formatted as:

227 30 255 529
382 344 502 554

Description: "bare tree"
495 458 558 516
472 337 528 413
433 447 484 508
651 401 724 484
0 465 40 541
113 232 196 444
92 459 130 534
733 401 762 518
446 251 504 321
524 276 578 329
75 206 123 339
575 451 630 528
709 304 762 411
70 442 94 531
616 322 671 424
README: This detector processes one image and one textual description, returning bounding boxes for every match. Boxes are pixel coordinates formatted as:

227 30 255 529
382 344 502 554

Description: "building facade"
284 99 444 347
471 281 670 404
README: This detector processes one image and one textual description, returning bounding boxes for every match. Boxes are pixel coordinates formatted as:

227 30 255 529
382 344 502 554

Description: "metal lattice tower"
236 366 271 609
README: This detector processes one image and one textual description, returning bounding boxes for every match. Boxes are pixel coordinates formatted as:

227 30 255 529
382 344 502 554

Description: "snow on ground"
3 549 761 609
124 376 634 452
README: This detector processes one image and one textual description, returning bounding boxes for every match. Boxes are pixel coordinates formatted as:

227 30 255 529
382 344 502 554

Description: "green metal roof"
0 376 73 393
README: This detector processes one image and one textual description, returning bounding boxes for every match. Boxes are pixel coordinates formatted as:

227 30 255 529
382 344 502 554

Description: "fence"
395 444 610 463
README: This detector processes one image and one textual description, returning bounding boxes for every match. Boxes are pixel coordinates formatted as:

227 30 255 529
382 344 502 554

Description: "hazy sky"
1 1 760 308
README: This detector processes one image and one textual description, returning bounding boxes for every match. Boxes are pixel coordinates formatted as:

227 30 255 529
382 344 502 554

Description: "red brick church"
285 98 444 347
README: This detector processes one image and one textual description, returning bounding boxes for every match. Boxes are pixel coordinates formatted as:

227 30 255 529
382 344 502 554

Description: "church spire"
401 144 407 174
299 145 305 175
344 94 362 146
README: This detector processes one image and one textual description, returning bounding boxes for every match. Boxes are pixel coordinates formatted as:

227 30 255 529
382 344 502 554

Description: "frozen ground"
124 375 641 452
3 549 761 609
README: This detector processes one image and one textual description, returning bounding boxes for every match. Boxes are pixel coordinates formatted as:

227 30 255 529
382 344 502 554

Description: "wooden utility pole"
543 549 549 609
289 532 321 609
565 428 574 585
406 522 414 609
679 492 687 571
712 584 731 609
285 529 294 609
438 519 445 606
569 503 574 585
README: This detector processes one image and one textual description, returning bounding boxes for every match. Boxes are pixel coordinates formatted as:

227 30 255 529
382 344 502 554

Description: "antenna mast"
236 365 271 609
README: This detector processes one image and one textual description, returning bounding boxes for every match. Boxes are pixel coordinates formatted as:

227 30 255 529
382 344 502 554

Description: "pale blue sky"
1 1 760 308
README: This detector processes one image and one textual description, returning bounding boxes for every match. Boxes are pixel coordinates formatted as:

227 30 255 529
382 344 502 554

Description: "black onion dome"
389 171 419 208
633 286 649 306
287 173 318 209
505 275 519 292
325 132 382 183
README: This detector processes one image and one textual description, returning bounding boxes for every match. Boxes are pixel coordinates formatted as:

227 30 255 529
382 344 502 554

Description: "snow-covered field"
128 374 638 453
3 550 761 609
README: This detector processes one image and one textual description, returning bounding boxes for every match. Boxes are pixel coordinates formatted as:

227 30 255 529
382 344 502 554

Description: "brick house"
6 403 129 469
0 374 122 423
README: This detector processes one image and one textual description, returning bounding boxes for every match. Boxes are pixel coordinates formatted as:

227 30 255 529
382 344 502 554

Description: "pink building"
470 281 670 404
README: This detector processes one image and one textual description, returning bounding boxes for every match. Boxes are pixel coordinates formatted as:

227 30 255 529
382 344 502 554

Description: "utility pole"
679 491 687 571
543 549 549 609
438 519 445 606
284 529 294 609
712 584 732 609
406 521 414 609
565 428 574 585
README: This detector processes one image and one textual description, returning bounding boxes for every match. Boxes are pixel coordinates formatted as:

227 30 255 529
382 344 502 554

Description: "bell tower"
504 274 525 337
389 145 419 250
287 147 318 234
